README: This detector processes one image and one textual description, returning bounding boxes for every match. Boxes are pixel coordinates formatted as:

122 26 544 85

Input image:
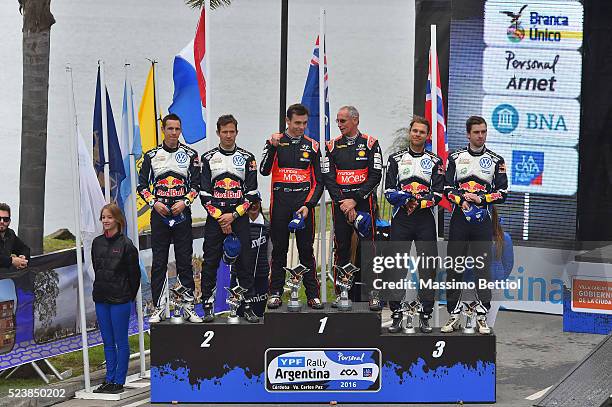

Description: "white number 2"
432 341 446 358
200 331 215 348
318 317 328 334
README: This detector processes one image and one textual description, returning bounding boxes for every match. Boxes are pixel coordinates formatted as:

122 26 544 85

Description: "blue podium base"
151 303 495 403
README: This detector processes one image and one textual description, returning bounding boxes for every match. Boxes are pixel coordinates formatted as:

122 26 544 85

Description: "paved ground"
34 310 608 406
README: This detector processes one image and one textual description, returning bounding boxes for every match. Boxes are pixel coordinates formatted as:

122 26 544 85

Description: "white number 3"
432 340 445 358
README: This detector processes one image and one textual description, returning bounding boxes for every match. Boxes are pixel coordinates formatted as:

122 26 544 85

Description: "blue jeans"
95 302 132 385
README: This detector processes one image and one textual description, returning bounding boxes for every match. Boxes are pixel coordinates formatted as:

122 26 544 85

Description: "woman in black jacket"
91 203 140 394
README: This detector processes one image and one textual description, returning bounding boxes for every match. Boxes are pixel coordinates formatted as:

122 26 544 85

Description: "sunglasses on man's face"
0 217 10 222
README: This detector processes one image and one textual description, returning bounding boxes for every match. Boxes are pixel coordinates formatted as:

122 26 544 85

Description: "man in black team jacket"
200 114 260 323
137 114 201 323
384 116 444 334
442 116 508 335
323 106 383 310
260 103 324 310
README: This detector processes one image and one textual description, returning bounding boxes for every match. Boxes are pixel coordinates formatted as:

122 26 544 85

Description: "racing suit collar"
162 141 180 153
408 146 425 157
344 132 360 145
467 144 486 156
218 144 238 155
285 132 302 143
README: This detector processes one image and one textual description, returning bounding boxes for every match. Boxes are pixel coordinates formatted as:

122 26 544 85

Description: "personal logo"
233 154 246 167
420 158 433 171
492 104 519 134
175 151 189 167
512 150 544 186
502 4 527 43
480 157 493 169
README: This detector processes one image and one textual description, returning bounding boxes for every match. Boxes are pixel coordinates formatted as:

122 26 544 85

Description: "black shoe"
387 312 403 333
203 304 215 323
307 298 324 310
266 294 282 309
104 383 124 394
243 305 260 323
93 381 111 393
419 313 433 334
369 297 382 312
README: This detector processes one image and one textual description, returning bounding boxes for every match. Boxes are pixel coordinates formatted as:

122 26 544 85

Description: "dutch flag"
169 8 207 144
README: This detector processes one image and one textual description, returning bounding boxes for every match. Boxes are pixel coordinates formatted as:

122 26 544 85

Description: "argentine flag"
169 8 207 144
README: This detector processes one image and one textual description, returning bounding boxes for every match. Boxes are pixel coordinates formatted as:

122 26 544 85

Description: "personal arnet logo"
501 4 528 43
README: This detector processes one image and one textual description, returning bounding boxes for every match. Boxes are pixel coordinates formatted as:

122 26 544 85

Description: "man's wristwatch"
184 199 191 207
232 211 240 220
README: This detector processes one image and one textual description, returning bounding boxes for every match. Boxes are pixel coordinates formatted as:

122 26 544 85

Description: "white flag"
78 132 106 280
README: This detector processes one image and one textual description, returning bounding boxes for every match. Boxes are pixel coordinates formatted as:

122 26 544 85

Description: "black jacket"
91 232 141 304
0 254 11 268
0 228 31 260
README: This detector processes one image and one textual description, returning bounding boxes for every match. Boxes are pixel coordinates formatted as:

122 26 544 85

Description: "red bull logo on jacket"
155 176 186 197
213 177 243 199
402 182 429 198
458 181 487 193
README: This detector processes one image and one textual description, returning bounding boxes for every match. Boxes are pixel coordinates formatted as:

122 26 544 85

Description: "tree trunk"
18 0 55 255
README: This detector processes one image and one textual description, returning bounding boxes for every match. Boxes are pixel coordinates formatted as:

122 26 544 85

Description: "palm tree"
185 0 232 9
17 0 55 255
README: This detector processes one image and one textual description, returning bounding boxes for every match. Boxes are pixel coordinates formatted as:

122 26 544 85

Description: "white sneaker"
440 313 462 333
183 304 203 323
476 315 491 334
148 307 166 323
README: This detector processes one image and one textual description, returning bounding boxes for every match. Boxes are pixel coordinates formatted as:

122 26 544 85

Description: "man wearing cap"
442 115 508 334
137 114 201 323
323 106 383 310
200 114 260 323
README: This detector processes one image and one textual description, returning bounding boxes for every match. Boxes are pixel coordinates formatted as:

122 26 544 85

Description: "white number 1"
318 317 328 334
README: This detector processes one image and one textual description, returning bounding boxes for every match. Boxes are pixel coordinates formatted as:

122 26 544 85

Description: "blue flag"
93 66 126 204
301 35 330 142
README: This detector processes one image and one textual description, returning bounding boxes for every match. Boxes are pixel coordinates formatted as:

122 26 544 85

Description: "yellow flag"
135 66 162 231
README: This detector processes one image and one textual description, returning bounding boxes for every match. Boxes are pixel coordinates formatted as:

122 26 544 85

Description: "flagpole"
99 60 111 203
318 8 328 302
430 25 439 233
152 60 162 145
205 0 212 149
125 63 147 377
430 24 441 328
279 0 288 133
66 64 92 393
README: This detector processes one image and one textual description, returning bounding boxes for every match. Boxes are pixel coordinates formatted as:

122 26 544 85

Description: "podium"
151 303 495 403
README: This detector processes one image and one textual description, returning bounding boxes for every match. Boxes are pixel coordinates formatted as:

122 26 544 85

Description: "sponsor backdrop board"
448 0 583 241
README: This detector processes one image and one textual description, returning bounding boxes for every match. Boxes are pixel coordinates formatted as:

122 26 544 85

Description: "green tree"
17 0 56 255
33 268 60 331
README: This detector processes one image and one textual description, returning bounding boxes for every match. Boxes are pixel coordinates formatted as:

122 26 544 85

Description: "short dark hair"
162 113 181 128
466 116 487 133
0 203 10 216
409 115 430 135
216 114 238 132
286 103 309 120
